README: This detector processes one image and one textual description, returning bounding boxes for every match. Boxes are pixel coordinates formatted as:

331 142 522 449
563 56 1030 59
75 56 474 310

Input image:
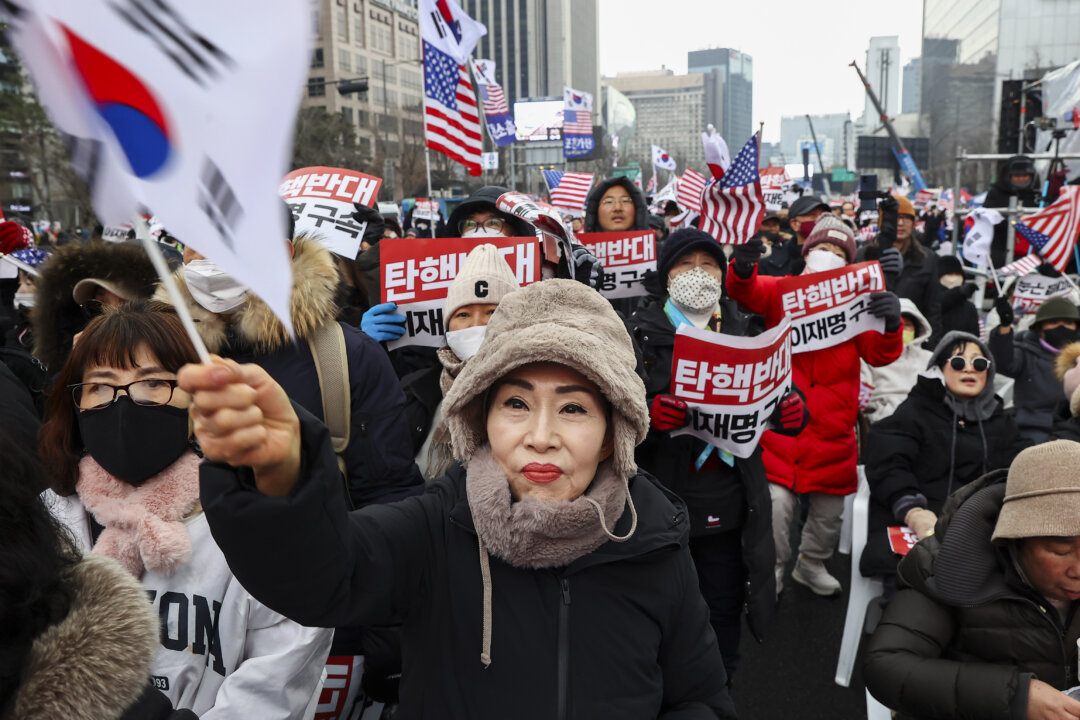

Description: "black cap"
788 195 829 219
657 228 726 282
937 255 964 277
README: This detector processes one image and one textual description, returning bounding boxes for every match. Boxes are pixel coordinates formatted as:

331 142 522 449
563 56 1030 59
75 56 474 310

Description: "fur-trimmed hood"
31 241 159 370
153 236 339 353
13 553 159 719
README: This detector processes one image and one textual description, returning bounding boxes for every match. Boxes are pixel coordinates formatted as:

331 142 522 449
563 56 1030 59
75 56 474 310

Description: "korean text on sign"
380 235 540 349
669 318 793 459
577 231 657 299
1012 273 1072 316
777 261 887 353
279 166 382 260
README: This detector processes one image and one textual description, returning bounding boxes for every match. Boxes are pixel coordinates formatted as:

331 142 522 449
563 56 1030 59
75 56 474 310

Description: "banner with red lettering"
777 261 886 353
760 167 791 212
380 235 540 349
669 318 792 458
279 166 382 259
577 230 657 299
1011 273 1072 316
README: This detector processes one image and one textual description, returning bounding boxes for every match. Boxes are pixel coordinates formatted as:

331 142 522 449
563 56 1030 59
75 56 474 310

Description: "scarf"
76 450 202 578
437 345 467 396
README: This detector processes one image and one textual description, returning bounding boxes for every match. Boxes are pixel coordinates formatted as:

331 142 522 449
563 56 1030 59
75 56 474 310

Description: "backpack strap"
309 322 352 499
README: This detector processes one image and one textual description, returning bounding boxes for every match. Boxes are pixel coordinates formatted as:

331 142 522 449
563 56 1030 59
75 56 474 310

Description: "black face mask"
1043 325 1078 350
77 397 191 485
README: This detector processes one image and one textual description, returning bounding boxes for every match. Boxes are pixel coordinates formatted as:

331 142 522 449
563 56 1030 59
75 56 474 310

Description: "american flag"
563 109 592 135
1014 186 1080 272
996 253 1041 278
543 170 593 212
423 40 483 176
478 80 508 115
645 173 657 194
677 169 707 213
698 134 764 244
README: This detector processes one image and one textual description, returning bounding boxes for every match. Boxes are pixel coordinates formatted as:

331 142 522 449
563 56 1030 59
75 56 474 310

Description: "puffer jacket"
155 236 423 508
864 474 1080 720
200 405 736 720
860 375 1022 578
725 264 903 495
988 328 1068 444
860 299 933 424
626 295 776 642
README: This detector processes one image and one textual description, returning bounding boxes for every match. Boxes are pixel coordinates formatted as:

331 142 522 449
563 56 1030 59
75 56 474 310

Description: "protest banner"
279 166 382 259
669 318 792 459
1011 273 1073 316
577 231 657 299
887 526 918 556
777 261 886 353
760 167 790 212
380 235 539 349
413 198 441 221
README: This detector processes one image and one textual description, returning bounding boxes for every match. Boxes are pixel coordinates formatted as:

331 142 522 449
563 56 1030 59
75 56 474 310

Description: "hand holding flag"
698 133 765 244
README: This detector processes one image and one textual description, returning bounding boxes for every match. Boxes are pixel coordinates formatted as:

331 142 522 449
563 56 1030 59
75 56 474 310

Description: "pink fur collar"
76 450 202 578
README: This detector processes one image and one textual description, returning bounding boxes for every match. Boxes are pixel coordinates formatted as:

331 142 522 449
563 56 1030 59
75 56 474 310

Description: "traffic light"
337 79 369 95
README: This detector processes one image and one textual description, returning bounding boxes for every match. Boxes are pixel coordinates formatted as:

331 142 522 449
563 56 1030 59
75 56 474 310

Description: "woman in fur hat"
185 279 737 719
38 301 332 719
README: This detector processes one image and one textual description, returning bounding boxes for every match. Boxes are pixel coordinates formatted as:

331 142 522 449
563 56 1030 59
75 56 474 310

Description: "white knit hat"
443 244 520 320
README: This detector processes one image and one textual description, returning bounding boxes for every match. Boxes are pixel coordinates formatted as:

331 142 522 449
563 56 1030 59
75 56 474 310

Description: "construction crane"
804 114 831 196
850 59 927 191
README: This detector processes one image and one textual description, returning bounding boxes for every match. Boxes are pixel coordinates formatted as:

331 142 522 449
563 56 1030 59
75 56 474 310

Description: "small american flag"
1015 186 1080 272
677 169 707 213
543 170 593 213
645 173 657 194
563 109 592 136
423 40 483 176
477 76 509 115
698 134 764 244
996 253 1041 278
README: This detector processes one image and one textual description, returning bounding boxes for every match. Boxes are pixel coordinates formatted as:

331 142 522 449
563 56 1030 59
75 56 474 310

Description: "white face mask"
667 266 722 313
461 227 504 238
183 259 249 314
803 249 847 275
14 292 34 309
940 274 964 289
444 324 487 360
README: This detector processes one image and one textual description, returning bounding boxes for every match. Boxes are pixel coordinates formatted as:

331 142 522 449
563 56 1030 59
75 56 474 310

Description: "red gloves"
770 386 810 437
0 221 32 255
650 394 689 431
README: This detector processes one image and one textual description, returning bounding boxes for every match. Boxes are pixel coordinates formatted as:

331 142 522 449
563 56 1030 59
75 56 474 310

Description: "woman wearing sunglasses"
860 331 1028 595
38 301 332 719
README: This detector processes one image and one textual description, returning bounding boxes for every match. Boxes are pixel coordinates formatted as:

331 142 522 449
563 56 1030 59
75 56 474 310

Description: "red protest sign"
280 166 381 206
777 261 886 352
669 318 793 458
280 166 383 259
577 230 657 299
887 526 918 556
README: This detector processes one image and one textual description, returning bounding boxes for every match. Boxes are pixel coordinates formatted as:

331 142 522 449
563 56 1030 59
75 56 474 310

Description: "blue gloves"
361 302 406 342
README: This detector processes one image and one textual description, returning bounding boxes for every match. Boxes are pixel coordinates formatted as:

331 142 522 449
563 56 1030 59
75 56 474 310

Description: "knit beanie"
892 194 915 219
937 254 964 277
992 440 1080 541
802 214 856 263
656 227 727 281
1034 296 1080 326
442 279 649 480
443 244 520 320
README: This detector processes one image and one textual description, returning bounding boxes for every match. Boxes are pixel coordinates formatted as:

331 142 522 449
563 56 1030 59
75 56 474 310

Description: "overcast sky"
597 0 923 143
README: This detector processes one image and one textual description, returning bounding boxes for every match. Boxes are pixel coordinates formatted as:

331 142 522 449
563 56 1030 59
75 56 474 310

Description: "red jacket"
726 265 903 495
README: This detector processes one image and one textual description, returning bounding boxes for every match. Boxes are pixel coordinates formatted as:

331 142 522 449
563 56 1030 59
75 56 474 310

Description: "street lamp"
376 57 422 200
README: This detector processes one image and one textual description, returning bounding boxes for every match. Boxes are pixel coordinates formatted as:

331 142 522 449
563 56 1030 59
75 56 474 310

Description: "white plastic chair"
866 688 891 720
838 487 855 555
835 469 884 687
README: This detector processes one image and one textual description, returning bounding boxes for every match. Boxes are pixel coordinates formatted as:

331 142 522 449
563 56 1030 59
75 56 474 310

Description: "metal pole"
509 144 516 191
1018 86 1027 154
1006 195 1018 264
951 147 963 253
424 147 434 238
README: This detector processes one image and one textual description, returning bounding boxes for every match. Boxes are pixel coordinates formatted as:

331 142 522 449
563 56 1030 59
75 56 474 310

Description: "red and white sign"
381 235 540 349
887 526 918 556
413 198 441 222
1011 273 1073 316
669 318 793 458
577 230 656 299
314 656 360 720
279 166 382 259
913 189 937 210
760 167 791 212
777 261 886 353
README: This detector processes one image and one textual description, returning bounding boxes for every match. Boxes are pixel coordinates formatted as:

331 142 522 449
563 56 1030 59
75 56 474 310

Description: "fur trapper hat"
442 279 648 479
1056 341 1080 416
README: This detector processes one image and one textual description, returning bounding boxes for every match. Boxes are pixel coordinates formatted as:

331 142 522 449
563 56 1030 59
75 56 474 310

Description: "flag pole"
425 147 434 238
134 217 211 363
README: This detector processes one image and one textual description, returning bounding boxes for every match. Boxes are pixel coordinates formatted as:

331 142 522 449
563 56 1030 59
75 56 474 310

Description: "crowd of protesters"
5 152 1080 720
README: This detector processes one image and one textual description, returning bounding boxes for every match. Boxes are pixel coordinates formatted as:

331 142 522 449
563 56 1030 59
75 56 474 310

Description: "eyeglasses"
69 378 180 411
460 217 506 234
948 356 990 373
600 197 634 208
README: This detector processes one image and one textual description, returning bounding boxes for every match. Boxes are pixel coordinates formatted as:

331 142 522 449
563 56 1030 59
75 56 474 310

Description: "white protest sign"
413 199 440 222
279 166 382 260
380 235 540 349
1012 273 1073 316
6 0 310 335
669 318 793 459
760 167 791 212
777 261 887 353
577 230 657 299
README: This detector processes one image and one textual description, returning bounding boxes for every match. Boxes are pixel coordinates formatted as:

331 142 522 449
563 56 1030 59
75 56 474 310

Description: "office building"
860 36 900 128
687 48 754 144
780 113 851 171
902 58 921 114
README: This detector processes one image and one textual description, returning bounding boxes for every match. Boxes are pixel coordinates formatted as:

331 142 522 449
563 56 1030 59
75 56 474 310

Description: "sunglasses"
949 356 990 372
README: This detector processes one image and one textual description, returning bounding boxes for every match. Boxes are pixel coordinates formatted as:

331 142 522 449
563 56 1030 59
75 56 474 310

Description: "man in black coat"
984 155 1040 268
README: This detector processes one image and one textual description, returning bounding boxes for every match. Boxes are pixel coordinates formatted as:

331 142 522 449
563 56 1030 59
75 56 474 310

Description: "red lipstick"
522 463 563 483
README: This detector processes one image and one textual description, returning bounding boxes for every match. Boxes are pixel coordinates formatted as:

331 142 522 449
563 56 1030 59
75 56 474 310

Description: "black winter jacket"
200 406 737 720
864 474 1080 720
988 329 1068 444
860 241 941 338
936 285 980 341
985 157 1041 268
860 376 1022 577
626 296 775 640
